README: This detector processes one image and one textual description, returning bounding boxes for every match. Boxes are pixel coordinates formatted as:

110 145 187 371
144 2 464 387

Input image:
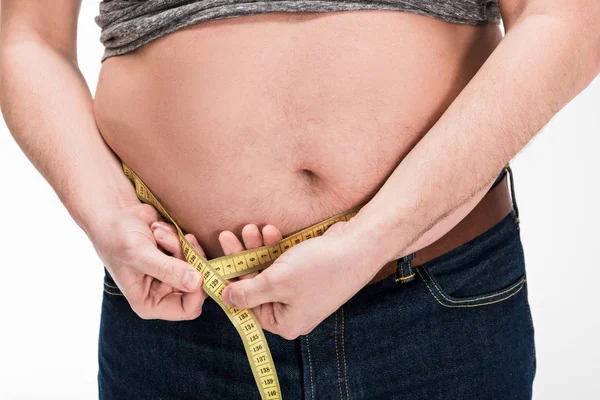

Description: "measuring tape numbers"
122 162 361 400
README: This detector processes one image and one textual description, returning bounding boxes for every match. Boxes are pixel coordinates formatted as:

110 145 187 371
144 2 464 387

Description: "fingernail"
154 228 165 240
182 271 201 290
152 221 169 230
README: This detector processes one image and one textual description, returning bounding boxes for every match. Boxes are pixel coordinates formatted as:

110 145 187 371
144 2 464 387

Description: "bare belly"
93 11 503 258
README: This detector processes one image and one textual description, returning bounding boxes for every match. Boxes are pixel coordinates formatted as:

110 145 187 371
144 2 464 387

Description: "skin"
93 9 505 258
220 1 600 339
1 0 599 339
150 221 285 314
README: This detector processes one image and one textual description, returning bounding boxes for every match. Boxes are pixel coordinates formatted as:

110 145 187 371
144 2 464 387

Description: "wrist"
341 207 404 277
65 166 139 237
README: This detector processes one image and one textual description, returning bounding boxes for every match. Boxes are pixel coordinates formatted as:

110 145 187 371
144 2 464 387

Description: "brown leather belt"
367 168 514 285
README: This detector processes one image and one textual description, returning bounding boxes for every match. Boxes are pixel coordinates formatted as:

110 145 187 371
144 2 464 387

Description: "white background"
0 2 599 399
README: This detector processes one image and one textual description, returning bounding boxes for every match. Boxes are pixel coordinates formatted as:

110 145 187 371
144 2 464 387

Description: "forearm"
0 38 137 234
348 6 600 267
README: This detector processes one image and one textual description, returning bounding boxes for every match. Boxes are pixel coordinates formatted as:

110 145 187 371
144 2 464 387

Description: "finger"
253 302 284 337
262 225 283 245
152 224 207 259
241 224 263 249
152 227 184 259
126 273 207 321
324 221 345 236
237 224 264 279
238 271 259 281
219 230 245 255
151 220 178 234
137 240 203 292
222 273 276 309
146 287 208 321
240 224 284 281
185 233 206 257
181 288 208 318
134 204 161 226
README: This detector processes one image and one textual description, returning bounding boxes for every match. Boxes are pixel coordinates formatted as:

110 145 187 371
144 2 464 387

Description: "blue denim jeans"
99 168 536 399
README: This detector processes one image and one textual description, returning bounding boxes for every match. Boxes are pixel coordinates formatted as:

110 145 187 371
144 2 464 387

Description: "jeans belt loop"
395 252 416 284
504 163 520 229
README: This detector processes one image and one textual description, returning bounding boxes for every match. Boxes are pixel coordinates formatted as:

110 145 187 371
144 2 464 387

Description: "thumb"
222 273 274 309
323 221 345 236
138 239 203 292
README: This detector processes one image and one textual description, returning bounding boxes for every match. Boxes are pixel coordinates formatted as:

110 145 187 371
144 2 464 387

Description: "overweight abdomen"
93 11 502 257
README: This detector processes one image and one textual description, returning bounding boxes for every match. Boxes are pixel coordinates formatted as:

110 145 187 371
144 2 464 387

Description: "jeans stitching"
103 288 124 297
417 268 526 308
341 307 350 400
400 259 405 280
422 265 526 303
334 311 343 400
103 282 120 290
304 336 315 400
523 282 537 375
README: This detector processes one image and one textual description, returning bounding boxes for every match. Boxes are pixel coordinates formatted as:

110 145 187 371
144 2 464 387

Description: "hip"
99 179 535 399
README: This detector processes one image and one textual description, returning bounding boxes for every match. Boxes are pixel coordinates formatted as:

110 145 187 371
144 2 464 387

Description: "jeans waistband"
490 164 519 223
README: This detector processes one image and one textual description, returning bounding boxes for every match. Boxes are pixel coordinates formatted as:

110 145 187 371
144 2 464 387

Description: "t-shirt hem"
99 4 502 62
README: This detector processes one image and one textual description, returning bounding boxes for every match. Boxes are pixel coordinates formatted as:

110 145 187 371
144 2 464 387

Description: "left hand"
221 221 383 340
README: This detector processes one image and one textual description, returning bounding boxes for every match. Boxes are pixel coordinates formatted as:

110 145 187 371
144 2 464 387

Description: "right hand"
88 202 206 321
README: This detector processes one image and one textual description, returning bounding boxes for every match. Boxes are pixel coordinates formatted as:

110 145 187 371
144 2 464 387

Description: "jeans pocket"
103 267 124 297
417 212 527 308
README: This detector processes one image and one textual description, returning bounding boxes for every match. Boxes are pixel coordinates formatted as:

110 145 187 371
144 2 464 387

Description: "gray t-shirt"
95 0 501 61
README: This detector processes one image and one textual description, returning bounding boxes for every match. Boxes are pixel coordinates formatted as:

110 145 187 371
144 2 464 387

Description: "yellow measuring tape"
122 162 361 400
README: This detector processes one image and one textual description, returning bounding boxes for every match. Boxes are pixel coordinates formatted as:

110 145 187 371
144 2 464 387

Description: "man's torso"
93 11 503 257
